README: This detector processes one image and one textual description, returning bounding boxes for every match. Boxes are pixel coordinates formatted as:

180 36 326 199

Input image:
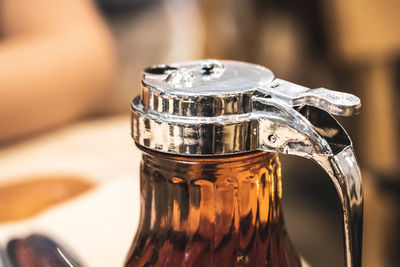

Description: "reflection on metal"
131 59 363 267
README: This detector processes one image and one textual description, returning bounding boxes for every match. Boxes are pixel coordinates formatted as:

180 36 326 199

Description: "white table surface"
0 115 142 267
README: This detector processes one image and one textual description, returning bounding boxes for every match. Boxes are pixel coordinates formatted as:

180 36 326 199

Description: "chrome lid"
131 59 360 155
140 60 274 117
143 60 274 96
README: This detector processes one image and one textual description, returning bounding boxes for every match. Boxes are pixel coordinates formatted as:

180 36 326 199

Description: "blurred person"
0 0 117 143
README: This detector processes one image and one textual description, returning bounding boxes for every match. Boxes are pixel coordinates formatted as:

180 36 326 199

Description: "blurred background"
0 0 399 266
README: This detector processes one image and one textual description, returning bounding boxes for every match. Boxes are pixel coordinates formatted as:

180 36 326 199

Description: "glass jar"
126 60 363 267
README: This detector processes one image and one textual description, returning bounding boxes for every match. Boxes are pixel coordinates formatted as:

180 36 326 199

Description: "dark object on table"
4 234 83 267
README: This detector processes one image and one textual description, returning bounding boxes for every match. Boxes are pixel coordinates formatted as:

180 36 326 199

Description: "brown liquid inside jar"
125 148 301 267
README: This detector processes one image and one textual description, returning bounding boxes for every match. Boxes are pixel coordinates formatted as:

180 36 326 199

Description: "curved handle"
253 92 363 267
316 148 363 267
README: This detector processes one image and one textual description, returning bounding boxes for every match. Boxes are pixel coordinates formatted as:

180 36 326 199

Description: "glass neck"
138 149 283 234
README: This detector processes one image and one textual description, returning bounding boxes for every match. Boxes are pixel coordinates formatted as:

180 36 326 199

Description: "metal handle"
253 84 363 267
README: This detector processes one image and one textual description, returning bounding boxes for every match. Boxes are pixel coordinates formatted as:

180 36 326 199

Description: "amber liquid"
125 149 301 267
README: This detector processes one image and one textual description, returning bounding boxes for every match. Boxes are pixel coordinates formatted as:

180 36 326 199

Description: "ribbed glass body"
125 148 301 267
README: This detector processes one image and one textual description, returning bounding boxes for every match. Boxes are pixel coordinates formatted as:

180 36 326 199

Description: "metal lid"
131 59 361 155
143 60 273 96
140 60 273 117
